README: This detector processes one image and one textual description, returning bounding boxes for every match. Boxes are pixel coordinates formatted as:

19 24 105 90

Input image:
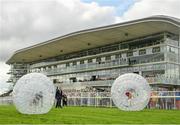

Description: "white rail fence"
1 91 180 109
0 96 13 105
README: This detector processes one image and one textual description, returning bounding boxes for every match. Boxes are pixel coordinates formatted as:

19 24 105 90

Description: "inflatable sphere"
13 73 55 114
111 73 151 111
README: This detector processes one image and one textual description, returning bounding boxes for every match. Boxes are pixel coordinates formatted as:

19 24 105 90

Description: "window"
127 51 133 57
88 58 92 63
78 52 87 57
72 61 76 66
129 60 137 65
139 49 146 55
88 48 100 55
102 44 119 52
146 42 153 47
115 53 121 59
168 46 178 54
105 55 111 61
80 60 84 64
139 43 146 48
154 40 160 45
96 57 101 62
66 63 70 67
152 47 160 53
121 44 128 49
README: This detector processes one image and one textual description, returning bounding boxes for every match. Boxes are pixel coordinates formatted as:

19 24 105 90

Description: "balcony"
56 80 114 89
146 76 180 85
166 38 179 46
41 59 129 76
54 75 180 89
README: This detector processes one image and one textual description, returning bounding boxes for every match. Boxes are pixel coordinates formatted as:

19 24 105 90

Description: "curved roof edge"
6 15 180 64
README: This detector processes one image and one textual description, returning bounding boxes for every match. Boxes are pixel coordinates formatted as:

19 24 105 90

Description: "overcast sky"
0 0 180 92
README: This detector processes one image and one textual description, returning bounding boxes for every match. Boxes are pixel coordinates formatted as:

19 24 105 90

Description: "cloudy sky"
0 0 180 92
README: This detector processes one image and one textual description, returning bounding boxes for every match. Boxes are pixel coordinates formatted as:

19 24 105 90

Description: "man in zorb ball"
13 73 55 114
111 73 151 111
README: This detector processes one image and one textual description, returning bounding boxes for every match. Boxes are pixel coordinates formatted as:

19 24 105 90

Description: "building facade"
6 16 180 91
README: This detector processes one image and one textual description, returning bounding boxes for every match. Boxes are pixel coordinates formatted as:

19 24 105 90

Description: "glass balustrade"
40 59 129 75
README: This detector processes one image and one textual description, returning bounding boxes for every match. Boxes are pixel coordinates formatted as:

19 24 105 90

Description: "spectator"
176 91 180 109
55 87 63 108
62 94 67 106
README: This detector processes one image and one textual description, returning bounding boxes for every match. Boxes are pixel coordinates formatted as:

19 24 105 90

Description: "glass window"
96 57 101 62
66 63 70 67
139 49 146 55
88 58 92 63
154 40 160 45
152 47 160 53
105 55 111 61
167 46 178 54
133 51 138 56
139 43 146 48
146 42 153 46
122 53 126 58
101 44 118 53
88 48 100 55
127 51 133 57
72 61 76 66
115 53 121 59
166 33 179 44
121 43 128 49
80 60 84 64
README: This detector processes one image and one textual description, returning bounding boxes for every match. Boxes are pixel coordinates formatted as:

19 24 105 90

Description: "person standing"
55 87 63 108
62 94 67 106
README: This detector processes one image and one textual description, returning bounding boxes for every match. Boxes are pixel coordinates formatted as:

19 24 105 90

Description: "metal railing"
1 91 180 110
65 91 180 109
57 74 180 87
42 59 129 75
0 96 13 105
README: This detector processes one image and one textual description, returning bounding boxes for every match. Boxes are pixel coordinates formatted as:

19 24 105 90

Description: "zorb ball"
13 73 55 114
111 73 151 111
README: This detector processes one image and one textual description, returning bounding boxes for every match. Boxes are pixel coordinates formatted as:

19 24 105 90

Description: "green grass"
0 105 180 124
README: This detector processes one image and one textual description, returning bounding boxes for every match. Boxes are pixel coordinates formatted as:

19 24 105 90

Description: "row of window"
49 64 166 84
167 46 178 54
30 46 162 72
70 47 161 66
126 46 161 57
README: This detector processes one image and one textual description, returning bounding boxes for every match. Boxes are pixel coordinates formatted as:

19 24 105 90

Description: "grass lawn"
0 105 180 124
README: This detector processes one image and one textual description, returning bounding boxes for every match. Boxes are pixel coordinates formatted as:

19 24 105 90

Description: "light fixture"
125 33 129 37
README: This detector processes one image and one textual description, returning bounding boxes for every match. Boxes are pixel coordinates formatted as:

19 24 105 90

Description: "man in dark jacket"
55 87 63 108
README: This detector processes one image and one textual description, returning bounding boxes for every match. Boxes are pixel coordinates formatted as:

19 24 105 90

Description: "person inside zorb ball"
13 73 55 114
111 73 151 111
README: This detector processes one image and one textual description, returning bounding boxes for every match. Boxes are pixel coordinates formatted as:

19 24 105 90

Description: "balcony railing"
147 76 180 85
41 59 129 75
166 38 179 46
54 75 180 87
56 80 114 90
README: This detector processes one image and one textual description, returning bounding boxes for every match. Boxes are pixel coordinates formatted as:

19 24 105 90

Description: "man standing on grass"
55 87 63 108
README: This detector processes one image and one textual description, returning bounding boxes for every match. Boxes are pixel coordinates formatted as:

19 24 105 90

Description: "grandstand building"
6 15 180 91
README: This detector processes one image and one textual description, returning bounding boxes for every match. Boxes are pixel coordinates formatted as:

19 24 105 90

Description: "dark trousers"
56 99 62 108
63 100 67 106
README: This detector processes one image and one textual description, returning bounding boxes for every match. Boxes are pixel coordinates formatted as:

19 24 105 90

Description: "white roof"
6 15 180 64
